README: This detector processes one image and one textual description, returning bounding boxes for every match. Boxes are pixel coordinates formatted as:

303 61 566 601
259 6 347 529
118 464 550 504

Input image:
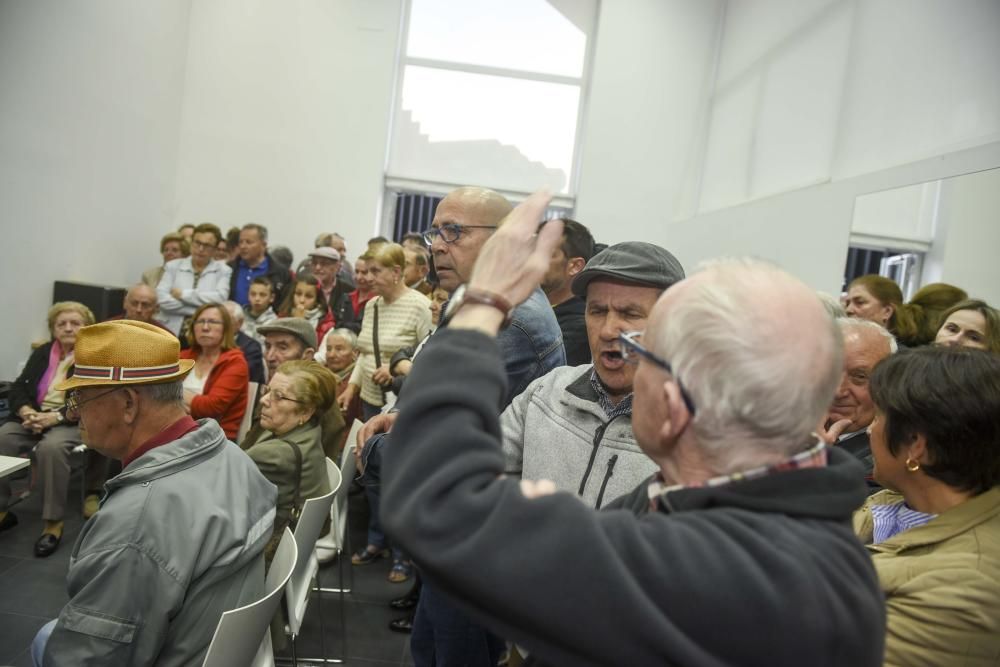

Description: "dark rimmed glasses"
65 387 124 420
260 385 307 405
422 224 497 245
619 331 697 415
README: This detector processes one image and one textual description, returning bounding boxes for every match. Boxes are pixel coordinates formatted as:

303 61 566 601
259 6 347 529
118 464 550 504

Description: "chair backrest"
237 381 260 443
330 420 362 549
201 527 297 667
285 460 339 634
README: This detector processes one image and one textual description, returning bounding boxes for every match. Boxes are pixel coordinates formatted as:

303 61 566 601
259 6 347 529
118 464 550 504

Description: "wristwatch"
445 285 515 328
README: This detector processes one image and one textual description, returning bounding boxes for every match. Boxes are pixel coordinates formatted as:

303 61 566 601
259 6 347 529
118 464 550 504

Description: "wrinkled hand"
468 190 563 308
358 411 397 447
816 417 853 445
337 385 356 413
170 287 183 300
371 364 393 387
24 411 59 434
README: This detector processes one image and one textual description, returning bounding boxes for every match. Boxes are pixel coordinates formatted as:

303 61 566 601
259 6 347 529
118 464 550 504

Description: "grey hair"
137 380 184 405
816 291 846 319
327 328 358 348
242 222 268 242
222 301 244 326
837 317 899 353
652 258 844 473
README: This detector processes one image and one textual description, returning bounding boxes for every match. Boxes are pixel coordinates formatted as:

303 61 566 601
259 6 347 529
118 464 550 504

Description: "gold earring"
905 457 920 472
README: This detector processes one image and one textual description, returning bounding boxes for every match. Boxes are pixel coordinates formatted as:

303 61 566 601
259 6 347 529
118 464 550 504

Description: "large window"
386 0 597 208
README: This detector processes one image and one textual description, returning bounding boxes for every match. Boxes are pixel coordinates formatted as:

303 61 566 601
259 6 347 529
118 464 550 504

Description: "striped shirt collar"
647 440 829 509
870 501 936 543
588 368 633 419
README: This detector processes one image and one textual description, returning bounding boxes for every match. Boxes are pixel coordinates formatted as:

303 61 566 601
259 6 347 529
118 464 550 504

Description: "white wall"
173 0 401 266
574 0 1000 291
0 1 193 377
572 0 724 242
933 168 1000 305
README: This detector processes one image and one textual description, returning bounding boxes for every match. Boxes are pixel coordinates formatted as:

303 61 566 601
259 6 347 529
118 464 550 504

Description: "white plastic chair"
316 419 363 577
282 459 340 665
201 527 298 667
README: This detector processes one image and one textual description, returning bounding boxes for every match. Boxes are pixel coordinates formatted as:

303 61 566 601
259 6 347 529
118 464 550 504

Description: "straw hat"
54 320 194 390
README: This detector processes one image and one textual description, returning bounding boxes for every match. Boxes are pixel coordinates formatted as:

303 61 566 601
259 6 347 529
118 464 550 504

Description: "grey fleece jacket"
43 419 277 666
501 364 656 508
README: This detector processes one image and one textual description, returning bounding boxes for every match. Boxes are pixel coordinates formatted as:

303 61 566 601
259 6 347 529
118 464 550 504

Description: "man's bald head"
429 187 513 293
222 300 245 327
123 284 158 323
644 259 843 473
441 187 513 228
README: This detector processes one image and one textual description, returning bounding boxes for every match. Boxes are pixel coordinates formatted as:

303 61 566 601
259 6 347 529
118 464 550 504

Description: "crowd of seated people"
3 200 999 667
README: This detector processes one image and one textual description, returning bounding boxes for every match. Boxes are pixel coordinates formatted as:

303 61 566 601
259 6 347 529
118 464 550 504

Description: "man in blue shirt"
229 223 292 307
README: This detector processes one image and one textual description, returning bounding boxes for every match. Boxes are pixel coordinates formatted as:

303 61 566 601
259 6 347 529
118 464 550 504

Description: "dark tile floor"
0 472 414 666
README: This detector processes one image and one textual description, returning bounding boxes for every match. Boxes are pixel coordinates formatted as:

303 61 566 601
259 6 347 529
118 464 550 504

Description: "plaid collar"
589 368 633 419
647 440 829 510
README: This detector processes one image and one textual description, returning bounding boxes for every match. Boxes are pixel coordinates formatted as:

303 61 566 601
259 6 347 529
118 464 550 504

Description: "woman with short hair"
179 303 248 439
0 302 96 557
142 232 190 288
245 360 335 559
854 346 1000 665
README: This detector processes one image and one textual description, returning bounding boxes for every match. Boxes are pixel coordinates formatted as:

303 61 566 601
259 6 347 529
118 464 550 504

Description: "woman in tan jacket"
854 346 1000 666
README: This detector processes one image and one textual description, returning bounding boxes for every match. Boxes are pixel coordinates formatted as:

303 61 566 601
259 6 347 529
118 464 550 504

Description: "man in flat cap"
32 320 276 666
502 241 685 508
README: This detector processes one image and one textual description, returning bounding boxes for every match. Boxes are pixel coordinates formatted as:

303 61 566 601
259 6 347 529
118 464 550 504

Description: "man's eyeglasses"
422 224 497 245
619 331 697 415
260 385 307 405
65 387 124 420
191 240 215 251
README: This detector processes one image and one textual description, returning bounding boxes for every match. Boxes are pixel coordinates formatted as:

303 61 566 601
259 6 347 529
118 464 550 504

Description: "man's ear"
303 347 317 360
567 257 587 278
122 388 140 426
659 379 693 444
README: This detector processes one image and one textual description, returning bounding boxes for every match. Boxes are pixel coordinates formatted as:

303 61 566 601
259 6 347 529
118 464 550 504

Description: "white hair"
652 258 843 473
222 300 244 326
816 291 846 319
327 327 358 348
837 317 898 354
138 380 184 405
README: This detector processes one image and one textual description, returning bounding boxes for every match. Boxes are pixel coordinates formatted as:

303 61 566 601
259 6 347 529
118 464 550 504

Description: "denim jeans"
410 584 504 667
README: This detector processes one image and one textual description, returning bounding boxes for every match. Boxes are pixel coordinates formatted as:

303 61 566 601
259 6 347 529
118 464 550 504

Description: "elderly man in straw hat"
30 320 277 666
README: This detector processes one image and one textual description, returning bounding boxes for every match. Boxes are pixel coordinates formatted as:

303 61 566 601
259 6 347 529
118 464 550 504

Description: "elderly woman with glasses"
178 303 248 439
0 302 98 557
245 360 335 559
853 346 1000 665
157 222 232 336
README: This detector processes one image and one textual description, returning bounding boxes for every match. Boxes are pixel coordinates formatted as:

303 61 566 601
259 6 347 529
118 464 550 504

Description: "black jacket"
8 342 62 417
235 331 265 385
552 296 590 366
383 328 885 667
321 278 358 333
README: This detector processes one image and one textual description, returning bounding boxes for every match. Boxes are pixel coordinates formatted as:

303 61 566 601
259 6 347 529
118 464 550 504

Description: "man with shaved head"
113 284 170 332
380 193 885 666
357 186 564 654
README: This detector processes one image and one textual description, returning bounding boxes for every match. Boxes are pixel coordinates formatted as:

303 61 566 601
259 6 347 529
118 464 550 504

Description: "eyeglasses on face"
619 331 697 415
422 223 497 245
260 384 307 405
65 387 124 420
194 318 224 327
191 240 215 251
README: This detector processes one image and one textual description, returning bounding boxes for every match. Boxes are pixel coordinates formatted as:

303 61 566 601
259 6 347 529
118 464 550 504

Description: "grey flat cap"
571 242 685 297
256 317 318 350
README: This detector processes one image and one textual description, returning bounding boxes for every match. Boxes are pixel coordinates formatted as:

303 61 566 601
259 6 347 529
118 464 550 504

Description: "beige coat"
854 487 1000 666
